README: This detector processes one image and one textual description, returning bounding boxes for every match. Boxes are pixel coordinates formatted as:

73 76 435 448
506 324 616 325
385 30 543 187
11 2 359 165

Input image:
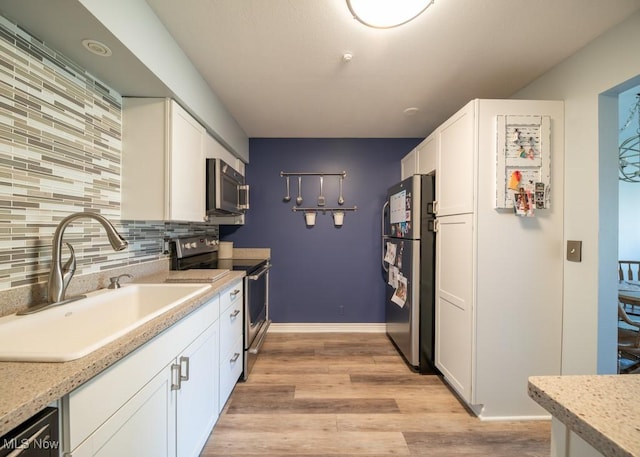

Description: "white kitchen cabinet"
176 323 219 457
218 279 244 411
435 101 476 216
400 148 417 180
70 361 176 457
64 295 221 457
122 98 206 222
400 133 438 180
435 213 474 403
204 132 245 175
416 132 437 175
433 99 564 419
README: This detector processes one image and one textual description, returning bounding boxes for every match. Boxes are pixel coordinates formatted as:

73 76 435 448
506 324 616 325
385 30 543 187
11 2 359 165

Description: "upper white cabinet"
416 133 437 175
400 132 437 180
122 98 206 222
400 148 417 180
204 133 245 176
436 101 476 216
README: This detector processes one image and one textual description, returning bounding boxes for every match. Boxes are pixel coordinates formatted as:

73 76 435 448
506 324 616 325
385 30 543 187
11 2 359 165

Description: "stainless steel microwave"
206 158 249 216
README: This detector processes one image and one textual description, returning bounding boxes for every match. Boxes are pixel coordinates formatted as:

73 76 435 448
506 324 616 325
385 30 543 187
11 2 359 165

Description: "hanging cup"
333 211 344 226
304 211 316 226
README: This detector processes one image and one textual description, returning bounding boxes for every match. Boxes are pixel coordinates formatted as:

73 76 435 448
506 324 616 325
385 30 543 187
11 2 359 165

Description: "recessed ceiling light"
81 39 112 57
403 107 420 116
347 0 434 29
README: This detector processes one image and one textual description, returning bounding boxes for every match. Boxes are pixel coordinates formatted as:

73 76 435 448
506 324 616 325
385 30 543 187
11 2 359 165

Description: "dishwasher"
0 407 59 457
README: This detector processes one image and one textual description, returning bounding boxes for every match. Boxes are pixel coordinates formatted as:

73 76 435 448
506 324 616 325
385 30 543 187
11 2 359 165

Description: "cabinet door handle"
230 352 240 363
230 289 241 298
179 356 190 382
230 308 241 319
171 363 181 390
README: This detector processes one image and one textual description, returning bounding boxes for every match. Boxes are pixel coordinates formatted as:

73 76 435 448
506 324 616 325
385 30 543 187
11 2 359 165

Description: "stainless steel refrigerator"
382 174 436 373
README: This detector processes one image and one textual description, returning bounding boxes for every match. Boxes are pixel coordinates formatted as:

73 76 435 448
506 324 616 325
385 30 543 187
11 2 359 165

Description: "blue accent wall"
220 138 421 323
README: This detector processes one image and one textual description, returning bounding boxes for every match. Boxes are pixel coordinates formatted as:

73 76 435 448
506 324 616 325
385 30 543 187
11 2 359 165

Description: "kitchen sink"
0 283 211 362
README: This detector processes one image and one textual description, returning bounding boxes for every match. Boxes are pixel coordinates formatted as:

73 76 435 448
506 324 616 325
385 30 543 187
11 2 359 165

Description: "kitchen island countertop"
528 374 640 457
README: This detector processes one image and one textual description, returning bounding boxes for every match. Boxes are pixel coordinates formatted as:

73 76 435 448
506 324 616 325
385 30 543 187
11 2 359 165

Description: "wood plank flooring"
200 333 550 456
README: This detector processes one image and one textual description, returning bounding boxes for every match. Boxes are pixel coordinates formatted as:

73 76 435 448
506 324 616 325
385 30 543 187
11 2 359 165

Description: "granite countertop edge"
528 375 640 457
0 269 245 437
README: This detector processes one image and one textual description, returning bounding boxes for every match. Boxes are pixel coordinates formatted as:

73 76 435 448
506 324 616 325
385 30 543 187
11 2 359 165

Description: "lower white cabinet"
435 213 474 403
175 324 219 457
70 361 176 457
218 280 244 412
63 295 221 457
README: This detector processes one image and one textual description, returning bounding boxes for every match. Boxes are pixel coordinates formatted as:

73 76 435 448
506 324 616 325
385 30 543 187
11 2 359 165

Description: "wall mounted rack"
291 207 358 213
280 171 346 177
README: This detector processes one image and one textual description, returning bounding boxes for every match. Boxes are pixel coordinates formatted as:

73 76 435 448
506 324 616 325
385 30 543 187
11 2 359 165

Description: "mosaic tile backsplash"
0 15 218 293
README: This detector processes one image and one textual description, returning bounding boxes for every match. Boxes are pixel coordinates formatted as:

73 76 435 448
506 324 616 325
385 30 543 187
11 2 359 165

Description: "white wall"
618 86 640 261
514 11 640 374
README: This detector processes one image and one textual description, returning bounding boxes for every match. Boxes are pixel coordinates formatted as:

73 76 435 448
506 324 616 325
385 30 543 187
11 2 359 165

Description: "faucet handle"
61 243 77 293
108 273 133 289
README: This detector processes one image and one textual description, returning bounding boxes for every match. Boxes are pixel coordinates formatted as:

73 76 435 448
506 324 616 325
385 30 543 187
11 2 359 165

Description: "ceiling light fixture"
81 39 112 57
347 0 434 29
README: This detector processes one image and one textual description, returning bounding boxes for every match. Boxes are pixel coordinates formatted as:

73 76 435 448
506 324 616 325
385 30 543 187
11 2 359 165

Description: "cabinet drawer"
219 280 243 314
219 337 243 411
219 299 243 358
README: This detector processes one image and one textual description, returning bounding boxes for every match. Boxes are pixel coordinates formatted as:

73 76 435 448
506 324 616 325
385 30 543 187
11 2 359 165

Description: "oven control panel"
174 235 219 259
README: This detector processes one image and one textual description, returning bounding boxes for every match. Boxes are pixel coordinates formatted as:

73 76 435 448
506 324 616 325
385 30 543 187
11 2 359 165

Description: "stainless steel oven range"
170 235 271 381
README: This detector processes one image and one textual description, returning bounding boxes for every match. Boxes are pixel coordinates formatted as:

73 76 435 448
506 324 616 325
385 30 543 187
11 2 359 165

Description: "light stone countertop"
528 375 640 457
0 269 245 437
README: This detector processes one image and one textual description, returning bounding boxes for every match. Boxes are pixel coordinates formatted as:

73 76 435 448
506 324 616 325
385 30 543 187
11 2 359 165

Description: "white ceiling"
2 0 640 139
143 0 640 138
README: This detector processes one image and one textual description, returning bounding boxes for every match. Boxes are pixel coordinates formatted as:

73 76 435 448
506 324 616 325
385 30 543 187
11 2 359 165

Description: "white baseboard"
268 323 386 333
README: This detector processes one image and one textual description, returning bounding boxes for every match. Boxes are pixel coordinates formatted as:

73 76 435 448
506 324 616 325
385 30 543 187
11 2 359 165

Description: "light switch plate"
567 240 582 262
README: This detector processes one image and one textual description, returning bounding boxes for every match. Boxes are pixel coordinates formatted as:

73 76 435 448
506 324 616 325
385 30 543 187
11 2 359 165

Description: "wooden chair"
619 260 640 313
619 260 640 281
618 303 640 373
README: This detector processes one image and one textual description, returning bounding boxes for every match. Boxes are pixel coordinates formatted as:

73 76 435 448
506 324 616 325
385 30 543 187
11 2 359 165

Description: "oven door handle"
248 319 271 355
248 263 271 280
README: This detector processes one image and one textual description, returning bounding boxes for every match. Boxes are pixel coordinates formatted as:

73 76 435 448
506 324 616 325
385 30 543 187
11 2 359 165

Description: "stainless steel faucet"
48 212 128 304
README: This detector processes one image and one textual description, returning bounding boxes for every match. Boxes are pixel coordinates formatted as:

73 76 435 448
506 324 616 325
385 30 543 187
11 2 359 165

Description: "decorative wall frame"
495 115 551 212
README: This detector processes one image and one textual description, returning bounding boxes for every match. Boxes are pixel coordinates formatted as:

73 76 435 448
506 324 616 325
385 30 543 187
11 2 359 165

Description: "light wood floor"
201 332 550 456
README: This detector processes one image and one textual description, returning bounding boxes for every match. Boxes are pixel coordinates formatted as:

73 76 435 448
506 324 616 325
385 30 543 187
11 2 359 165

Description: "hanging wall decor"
280 171 357 227
495 115 551 215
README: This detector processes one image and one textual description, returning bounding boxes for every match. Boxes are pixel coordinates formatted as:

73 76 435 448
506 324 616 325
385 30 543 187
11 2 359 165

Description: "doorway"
601 77 640 373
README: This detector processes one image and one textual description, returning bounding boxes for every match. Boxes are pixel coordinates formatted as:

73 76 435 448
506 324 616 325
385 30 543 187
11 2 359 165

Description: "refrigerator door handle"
381 201 389 272
381 201 390 237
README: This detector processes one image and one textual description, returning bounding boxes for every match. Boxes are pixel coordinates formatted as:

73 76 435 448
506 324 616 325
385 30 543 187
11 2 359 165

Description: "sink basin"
0 283 211 362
